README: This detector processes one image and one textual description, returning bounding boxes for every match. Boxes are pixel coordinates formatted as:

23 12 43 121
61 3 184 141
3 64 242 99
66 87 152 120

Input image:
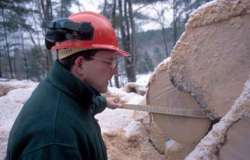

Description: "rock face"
169 0 250 118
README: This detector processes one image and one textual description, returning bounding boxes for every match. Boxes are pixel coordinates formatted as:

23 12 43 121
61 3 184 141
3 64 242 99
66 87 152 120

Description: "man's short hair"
59 49 97 70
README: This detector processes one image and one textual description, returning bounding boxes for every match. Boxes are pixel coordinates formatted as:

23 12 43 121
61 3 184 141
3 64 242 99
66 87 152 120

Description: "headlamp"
45 18 94 49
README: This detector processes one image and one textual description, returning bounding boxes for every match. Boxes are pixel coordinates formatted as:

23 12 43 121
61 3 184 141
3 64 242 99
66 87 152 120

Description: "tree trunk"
128 0 137 68
103 0 108 17
0 51 2 77
40 0 53 73
173 0 178 45
21 33 29 79
6 42 13 79
1 8 14 78
111 0 120 88
13 55 17 78
118 0 136 82
124 0 136 82
28 10 47 77
60 0 64 17
161 26 169 57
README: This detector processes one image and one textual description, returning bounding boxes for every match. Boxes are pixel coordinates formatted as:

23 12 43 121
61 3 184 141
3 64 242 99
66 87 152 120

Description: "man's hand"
106 96 123 109
102 91 126 109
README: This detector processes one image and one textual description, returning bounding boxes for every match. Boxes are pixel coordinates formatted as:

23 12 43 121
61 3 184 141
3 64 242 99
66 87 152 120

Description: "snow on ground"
96 107 136 135
0 87 36 130
0 79 37 89
0 82 37 160
0 73 165 160
136 74 152 86
0 80 37 130
107 87 145 104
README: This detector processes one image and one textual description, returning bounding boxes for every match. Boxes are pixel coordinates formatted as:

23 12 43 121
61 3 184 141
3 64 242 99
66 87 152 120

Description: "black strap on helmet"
45 18 94 50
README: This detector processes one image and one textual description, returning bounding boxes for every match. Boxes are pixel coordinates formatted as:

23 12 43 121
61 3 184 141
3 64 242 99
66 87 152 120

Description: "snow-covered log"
169 0 250 118
185 77 250 160
146 57 211 157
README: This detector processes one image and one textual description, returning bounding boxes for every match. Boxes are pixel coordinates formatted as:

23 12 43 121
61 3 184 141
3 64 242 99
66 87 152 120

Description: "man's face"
78 50 118 93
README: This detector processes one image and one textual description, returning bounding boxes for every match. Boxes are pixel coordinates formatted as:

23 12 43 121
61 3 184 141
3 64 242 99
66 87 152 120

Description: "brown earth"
103 129 165 160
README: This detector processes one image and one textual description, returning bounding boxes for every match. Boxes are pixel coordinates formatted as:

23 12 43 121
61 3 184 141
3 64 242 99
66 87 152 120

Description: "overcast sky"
71 1 173 31
70 0 102 13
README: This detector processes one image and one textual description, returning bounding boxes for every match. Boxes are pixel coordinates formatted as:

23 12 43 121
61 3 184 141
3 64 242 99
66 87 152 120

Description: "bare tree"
39 0 54 72
103 0 108 17
172 0 178 44
110 0 121 88
148 2 171 57
118 0 136 82
1 8 14 78
20 32 29 79
0 49 2 77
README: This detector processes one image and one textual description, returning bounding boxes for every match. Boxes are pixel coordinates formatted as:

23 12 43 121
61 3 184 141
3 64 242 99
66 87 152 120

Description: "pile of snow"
97 86 148 138
136 74 152 86
0 79 36 89
96 108 136 135
0 82 37 160
107 87 145 104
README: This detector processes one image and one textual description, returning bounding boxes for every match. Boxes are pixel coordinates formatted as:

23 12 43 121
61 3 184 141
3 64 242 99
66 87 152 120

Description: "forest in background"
0 0 212 87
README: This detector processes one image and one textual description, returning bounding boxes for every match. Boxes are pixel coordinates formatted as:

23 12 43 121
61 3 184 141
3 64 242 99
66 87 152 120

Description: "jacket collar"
47 60 100 107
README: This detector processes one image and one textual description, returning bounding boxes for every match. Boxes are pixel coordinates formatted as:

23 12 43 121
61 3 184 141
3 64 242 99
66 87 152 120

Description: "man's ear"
71 56 85 77
74 56 84 68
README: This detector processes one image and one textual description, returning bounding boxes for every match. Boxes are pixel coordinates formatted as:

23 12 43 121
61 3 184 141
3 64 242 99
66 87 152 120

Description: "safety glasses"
92 57 118 69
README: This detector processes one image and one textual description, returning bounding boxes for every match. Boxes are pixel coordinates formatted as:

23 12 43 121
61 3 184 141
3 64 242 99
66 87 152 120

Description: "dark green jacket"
6 61 107 160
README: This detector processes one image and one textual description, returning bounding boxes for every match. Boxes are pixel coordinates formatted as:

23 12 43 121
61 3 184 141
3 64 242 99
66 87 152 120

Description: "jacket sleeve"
20 144 81 160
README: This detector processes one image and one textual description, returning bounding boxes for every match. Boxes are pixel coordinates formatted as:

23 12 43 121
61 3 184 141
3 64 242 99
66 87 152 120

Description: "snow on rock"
123 121 143 141
185 77 250 160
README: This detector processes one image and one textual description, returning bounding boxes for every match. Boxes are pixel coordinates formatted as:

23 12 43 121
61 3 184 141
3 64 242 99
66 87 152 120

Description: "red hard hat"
51 12 128 57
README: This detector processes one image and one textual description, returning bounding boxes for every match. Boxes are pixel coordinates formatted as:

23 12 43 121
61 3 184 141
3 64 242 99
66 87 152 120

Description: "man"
6 12 128 160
